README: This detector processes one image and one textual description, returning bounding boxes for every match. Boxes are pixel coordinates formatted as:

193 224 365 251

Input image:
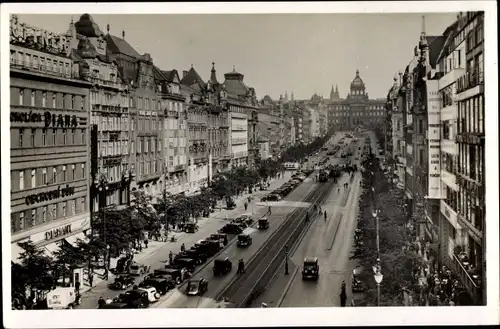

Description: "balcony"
455 133 484 145
89 77 126 90
456 70 484 95
10 57 82 80
439 68 465 90
451 253 482 304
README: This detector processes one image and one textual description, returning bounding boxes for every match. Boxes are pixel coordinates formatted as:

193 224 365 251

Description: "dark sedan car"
175 250 207 265
172 257 197 272
109 274 135 290
186 278 208 296
219 223 243 235
140 275 175 294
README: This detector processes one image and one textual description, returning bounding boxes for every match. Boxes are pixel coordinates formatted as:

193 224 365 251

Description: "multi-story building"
180 66 211 193
72 15 132 210
309 106 320 138
155 68 188 196
328 70 386 131
10 16 92 266
387 12 485 305
453 11 485 305
387 76 406 189
257 97 281 156
105 28 164 200
222 67 258 168
292 105 304 144
300 102 312 144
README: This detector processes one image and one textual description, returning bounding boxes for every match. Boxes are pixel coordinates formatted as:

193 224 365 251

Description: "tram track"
216 179 336 307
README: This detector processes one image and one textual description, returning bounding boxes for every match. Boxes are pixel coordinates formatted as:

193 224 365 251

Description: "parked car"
118 289 150 308
136 286 161 303
186 278 208 296
155 267 188 284
184 223 198 233
237 233 252 248
258 218 269 229
234 214 254 225
213 257 232 276
140 275 175 294
210 233 229 246
265 194 281 202
219 223 243 235
129 262 149 276
352 266 365 292
172 257 197 273
98 301 129 309
109 274 135 290
302 257 319 280
175 249 207 265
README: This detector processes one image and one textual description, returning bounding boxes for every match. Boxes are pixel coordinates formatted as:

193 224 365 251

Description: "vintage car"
98 301 129 309
210 233 229 246
136 286 161 303
175 249 207 265
213 257 232 276
237 234 252 248
110 274 135 290
186 278 208 296
219 223 243 235
140 275 175 294
302 257 319 280
184 223 198 233
193 240 219 256
233 214 254 226
351 266 365 292
172 257 197 273
129 262 149 276
118 289 150 308
258 218 270 230
155 267 188 284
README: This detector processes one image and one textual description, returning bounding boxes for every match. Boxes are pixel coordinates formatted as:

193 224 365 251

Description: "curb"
276 266 299 307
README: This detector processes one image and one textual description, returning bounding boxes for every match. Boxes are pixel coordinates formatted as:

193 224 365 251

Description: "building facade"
72 15 132 210
10 15 92 262
329 70 386 131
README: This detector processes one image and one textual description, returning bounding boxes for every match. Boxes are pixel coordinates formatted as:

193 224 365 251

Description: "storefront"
11 213 91 263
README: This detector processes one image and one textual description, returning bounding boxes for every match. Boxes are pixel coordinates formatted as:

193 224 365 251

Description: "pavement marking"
326 213 343 251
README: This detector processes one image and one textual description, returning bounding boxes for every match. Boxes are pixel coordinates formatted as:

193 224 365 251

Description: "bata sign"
10 111 86 128
10 15 69 55
426 80 442 199
25 184 75 205
45 224 72 241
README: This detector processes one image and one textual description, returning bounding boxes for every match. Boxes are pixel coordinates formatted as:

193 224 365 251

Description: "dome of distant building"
350 69 365 88
75 14 103 38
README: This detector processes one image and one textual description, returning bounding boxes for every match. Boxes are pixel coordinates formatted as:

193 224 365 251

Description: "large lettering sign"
426 80 442 199
45 224 72 241
25 184 75 205
10 15 69 55
10 111 86 128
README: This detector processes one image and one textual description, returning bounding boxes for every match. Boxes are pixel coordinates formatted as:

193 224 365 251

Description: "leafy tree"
52 240 86 284
14 241 55 302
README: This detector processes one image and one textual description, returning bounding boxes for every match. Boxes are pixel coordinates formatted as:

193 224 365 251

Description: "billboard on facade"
426 79 442 199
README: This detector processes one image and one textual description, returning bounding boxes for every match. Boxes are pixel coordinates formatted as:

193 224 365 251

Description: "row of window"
100 163 128 183
137 159 161 177
10 49 73 79
457 143 484 183
330 111 384 117
457 95 484 134
12 163 86 192
11 128 87 149
99 140 129 157
164 118 187 131
458 186 484 232
95 115 129 132
11 87 85 110
11 196 87 234
90 90 128 108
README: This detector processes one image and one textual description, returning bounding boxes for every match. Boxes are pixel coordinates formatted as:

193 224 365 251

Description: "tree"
52 241 86 285
14 241 55 304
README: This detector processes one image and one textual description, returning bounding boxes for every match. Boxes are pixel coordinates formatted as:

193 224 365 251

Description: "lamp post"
98 175 109 279
284 244 289 275
372 209 380 260
373 262 383 306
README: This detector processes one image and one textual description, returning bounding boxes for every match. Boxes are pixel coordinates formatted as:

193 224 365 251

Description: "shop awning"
65 232 89 247
44 242 60 259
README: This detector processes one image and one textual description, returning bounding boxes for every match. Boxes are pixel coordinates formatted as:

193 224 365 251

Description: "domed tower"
349 69 367 99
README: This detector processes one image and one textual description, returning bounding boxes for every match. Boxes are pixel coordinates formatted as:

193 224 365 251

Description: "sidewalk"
76 172 292 309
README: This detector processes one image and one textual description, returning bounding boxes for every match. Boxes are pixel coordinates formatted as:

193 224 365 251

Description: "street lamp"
373 262 383 306
372 209 380 260
284 244 289 275
97 175 109 279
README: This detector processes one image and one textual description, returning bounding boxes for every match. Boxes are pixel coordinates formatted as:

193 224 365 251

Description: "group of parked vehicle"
260 170 312 202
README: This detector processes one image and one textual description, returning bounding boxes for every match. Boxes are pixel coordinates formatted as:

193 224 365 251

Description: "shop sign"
10 15 69 55
10 111 85 128
426 80 442 199
25 184 75 205
45 224 72 241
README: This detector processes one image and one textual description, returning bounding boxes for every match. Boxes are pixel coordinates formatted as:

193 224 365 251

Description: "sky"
15 13 458 100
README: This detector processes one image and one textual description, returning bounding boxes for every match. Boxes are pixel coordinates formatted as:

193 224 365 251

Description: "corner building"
10 16 92 261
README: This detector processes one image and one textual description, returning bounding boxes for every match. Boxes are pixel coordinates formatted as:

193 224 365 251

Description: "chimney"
122 30 125 39
183 70 188 78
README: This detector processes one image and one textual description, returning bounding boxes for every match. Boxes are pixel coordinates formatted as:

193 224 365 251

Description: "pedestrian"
144 238 149 249
268 206 272 216
88 272 94 289
98 297 106 308
244 202 248 211
181 243 185 252
340 281 347 307
169 251 173 265
74 280 81 294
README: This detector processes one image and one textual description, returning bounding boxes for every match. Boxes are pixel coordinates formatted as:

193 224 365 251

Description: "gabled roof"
105 34 141 59
427 35 446 68
161 70 181 83
180 66 205 88
152 65 167 82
